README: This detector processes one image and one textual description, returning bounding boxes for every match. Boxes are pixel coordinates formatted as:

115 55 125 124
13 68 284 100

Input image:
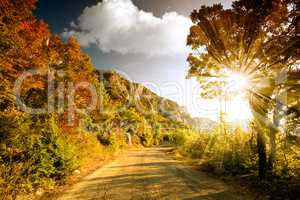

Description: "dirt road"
57 147 253 200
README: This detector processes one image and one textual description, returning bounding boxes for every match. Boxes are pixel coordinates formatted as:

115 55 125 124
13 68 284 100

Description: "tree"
187 0 300 179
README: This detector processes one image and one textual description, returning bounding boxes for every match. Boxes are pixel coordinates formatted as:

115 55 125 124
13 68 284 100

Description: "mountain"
189 117 218 132
98 70 219 135
99 70 219 133
99 70 193 124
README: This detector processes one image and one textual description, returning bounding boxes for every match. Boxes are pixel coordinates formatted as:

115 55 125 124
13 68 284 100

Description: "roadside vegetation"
169 125 300 199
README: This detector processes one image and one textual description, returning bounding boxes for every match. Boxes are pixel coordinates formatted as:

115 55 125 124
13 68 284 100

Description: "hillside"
100 70 218 132
190 117 217 132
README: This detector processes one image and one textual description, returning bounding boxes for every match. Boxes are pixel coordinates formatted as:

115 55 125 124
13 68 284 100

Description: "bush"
98 133 117 146
140 129 153 147
180 136 208 159
153 126 163 145
176 127 257 175
0 132 76 198
27 134 76 181
169 130 188 146
97 127 128 150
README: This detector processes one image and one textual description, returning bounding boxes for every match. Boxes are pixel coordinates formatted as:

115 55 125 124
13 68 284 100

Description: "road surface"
57 147 252 200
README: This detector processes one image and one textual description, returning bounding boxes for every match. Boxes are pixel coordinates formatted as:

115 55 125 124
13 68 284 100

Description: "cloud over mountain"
62 0 192 56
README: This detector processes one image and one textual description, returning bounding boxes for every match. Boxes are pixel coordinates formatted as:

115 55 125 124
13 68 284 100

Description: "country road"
57 147 253 200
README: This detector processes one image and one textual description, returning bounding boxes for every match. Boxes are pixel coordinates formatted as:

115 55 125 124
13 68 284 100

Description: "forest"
0 0 300 199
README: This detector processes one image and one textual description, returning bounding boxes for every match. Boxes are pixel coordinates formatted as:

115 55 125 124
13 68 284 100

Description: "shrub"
180 136 208 159
98 133 116 146
169 131 188 146
97 128 126 150
140 129 153 147
176 127 257 175
153 126 163 145
0 132 76 198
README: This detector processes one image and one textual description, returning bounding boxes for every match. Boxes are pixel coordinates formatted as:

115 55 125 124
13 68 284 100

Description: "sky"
35 0 252 121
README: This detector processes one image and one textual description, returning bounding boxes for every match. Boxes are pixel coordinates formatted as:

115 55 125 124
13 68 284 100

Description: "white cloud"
62 0 192 56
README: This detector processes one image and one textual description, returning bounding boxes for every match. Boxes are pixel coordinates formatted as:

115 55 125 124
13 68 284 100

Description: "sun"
225 72 250 95
222 71 253 121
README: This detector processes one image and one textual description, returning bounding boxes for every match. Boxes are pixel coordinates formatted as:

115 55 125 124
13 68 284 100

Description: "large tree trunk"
268 70 287 170
268 100 281 170
249 99 270 179
257 125 267 179
268 129 276 170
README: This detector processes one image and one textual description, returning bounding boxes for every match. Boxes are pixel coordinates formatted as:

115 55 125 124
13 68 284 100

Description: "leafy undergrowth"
168 128 300 200
36 134 129 200
0 128 126 200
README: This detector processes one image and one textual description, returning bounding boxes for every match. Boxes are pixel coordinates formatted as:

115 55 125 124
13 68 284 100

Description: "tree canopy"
187 0 300 178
